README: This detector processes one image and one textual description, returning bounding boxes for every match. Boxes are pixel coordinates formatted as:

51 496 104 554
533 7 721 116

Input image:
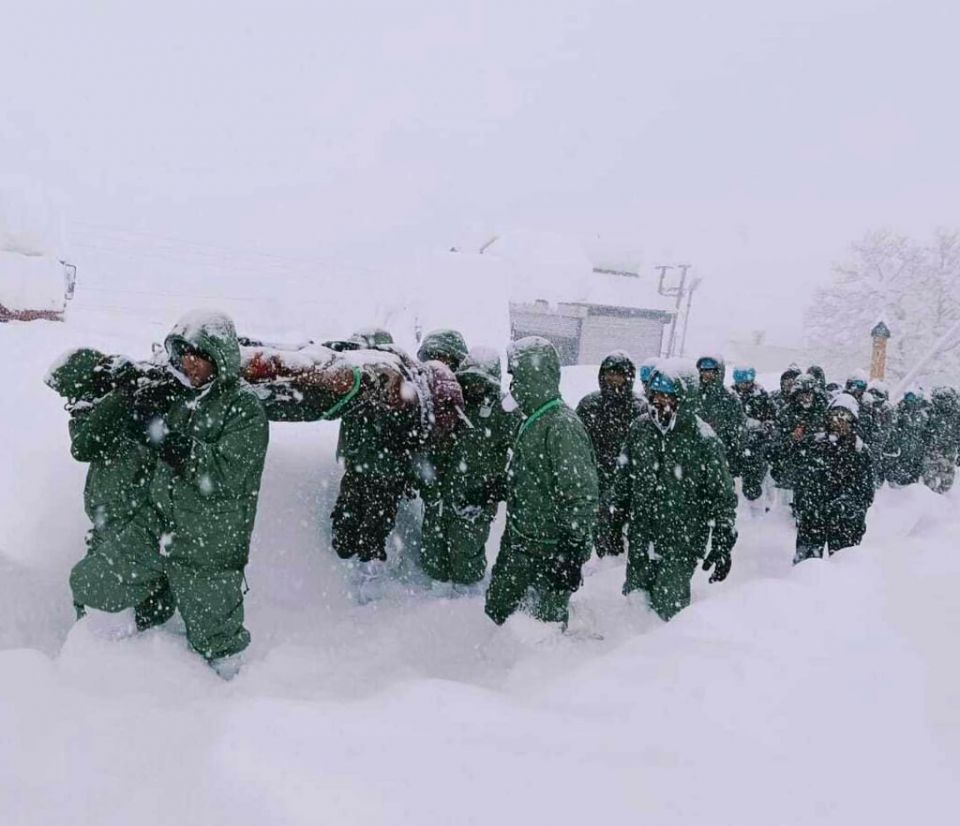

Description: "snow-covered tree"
805 229 960 388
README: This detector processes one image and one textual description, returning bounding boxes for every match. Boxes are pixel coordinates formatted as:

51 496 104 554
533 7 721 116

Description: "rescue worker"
576 351 647 556
793 394 875 563
419 347 519 586
731 366 777 503
883 389 929 486
484 337 598 627
69 312 269 677
616 365 738 620
695 355 746 475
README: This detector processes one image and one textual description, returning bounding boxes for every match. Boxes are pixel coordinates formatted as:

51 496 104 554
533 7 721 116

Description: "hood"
507 336 561 415
349 327 394 348
417 329 468 368
830 393 860 420
165 310 242 385
931 386 959 413
807 365 827 388
598 350 636 394
456 346 502 397
696 354 727 386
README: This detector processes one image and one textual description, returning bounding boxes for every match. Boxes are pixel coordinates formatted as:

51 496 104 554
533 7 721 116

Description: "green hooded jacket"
417 329 469 369
445 348 521 507
504 337 598 556
615 365 738 561
697 358 746 473
153 312 269 569
46 349 157 531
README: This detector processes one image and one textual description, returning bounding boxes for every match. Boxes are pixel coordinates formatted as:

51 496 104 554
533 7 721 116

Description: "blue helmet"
639 364 654 383
649 371 679 395
697 356 720 371
733 367 756 384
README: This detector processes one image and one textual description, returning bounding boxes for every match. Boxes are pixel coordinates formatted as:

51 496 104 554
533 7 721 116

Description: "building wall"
579 314 665 365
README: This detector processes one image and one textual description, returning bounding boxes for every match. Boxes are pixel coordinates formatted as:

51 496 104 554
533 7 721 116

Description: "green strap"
321 366 362 420
516 397 562 443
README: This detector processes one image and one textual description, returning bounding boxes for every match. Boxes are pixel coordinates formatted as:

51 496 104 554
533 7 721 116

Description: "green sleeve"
547 418 599 553
700 436 738 553
187 393 269 499
68 391 133 463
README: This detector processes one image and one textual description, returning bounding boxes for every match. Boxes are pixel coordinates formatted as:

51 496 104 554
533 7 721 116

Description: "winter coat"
504 337 598 558
47 349 158 532
615 370 738 564
796 433 875 530
576 352 648 494
733 382 777 461
697 360 746 473
445 350 520 508
152 313 269 570
773 389 828 489
884 399 928 486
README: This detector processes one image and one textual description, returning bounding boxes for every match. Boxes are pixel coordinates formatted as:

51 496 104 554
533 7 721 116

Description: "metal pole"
679 276 701 357
666 265 689 357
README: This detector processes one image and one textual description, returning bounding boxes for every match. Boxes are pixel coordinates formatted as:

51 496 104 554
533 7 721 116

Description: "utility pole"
679 276 702 357
657 264 692 357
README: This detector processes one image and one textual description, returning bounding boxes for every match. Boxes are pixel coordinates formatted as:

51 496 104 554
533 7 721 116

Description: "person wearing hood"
922 386 960 494
419 348 520 586
484 337 598 627
731 366 778 503
70 312 268 676
884 389 929 486
773 373 829 496
793 394 875 563
576 351 648 556
864 380 895 487
695 355 746 477
46 349 182 625
614 365 738 620
771 366 801 416
417 329 469 371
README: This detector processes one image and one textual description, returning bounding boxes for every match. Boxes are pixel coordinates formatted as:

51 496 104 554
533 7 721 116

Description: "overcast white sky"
3 0 959 349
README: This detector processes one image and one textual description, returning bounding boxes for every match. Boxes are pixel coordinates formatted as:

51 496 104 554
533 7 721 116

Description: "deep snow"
3 296 960 826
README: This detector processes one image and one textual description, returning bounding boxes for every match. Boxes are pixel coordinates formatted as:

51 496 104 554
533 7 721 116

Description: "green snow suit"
732 382 777 501
420 349 520 584
484 337 598 626
697 359 746 476
72 313 269 660
615 368 738 621
883 397 929 486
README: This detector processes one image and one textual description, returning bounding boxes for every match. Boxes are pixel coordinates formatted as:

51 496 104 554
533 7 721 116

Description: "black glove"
548 546 586 593
158 431 193 473
702 523 736 583
702 549 731 583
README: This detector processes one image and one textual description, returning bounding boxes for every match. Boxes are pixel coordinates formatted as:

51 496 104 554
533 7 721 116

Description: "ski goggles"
733 367 756 384
846 379 867 392
649 372 679 395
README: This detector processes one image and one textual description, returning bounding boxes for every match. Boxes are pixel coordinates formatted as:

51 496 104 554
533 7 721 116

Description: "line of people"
47 309 960 678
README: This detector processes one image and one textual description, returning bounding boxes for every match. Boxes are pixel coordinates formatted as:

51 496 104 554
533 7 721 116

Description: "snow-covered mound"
3 300 959 825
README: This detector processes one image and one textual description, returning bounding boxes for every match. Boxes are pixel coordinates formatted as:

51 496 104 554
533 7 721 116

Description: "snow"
4 269 960 825
831 392 861 418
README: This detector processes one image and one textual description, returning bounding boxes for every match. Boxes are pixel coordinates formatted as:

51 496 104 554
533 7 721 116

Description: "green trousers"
419 497 494 585
624 539 701 621
70 508 251 660
484 535 571 626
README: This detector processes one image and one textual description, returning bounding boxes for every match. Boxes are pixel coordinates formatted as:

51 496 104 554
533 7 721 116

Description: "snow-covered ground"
3 296 959 826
